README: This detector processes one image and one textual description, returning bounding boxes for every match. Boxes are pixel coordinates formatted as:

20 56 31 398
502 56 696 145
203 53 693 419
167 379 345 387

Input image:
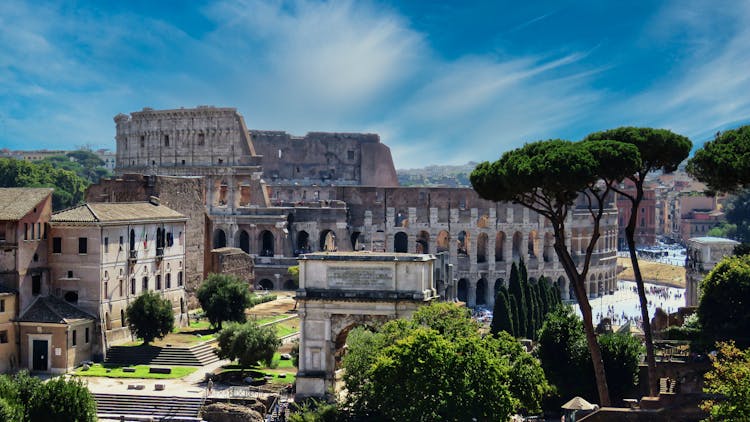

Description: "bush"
126 291 175 344
249 294 277 307
0 371 96 422
198 274 251 330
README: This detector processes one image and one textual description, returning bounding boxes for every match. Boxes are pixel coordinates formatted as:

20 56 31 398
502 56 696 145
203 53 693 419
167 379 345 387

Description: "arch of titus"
295 252 438 400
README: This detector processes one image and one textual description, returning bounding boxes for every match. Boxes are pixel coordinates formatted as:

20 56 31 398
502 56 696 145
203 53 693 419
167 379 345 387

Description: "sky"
2 0 750 169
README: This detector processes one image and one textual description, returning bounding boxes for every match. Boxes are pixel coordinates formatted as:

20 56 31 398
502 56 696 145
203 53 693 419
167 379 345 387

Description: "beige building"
0 287 18 372
50 200 189 349
685 236 738 307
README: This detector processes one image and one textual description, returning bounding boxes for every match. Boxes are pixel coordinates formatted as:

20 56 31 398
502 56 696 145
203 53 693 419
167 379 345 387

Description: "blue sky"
2 0 750 168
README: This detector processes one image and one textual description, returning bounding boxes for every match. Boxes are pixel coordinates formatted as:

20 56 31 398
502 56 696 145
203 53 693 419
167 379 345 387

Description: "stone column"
487 234 496 271
467 281 477 307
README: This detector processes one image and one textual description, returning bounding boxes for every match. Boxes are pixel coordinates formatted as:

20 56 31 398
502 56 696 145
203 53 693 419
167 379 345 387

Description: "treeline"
491 260 562 340
0 150 111 210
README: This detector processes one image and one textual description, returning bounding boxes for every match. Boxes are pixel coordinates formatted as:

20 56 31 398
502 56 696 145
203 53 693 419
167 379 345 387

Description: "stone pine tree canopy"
688 125 750 193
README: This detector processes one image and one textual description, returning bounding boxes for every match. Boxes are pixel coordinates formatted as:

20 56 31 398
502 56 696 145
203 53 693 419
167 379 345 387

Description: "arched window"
394 232 408 253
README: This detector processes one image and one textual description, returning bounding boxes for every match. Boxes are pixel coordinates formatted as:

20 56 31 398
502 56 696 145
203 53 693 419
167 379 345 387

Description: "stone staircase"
94 393 204 421
105 341 219 366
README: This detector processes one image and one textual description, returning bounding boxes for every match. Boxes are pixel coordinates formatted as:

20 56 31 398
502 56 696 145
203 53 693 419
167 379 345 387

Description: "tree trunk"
625 199 659 397
555 242 611 406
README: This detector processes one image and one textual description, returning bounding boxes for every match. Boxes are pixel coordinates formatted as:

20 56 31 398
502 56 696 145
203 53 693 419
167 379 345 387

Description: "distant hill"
396 162 478 187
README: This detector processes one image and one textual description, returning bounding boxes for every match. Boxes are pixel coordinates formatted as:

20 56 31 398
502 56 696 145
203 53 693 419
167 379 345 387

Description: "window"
140 136 145 147
198 133 205 145
104 237 109 253
165 273 171 289
0 299 4 312
119 236 124 250
164 135 170 147
32 275 41 295
78 237 87 254
142 276 148 291
33 253 38 262
178 271 183 286
30 223 34 240
67 270 74 278
104 281 108 299
72 330 77 347
347 150 355 160
0 331 7 344
24 223 28 240
53 237 61 253
156 275 161 290
42 223 47 239
119 280 123 297
85 327 90 343
167 232 174 247
37 222 41 240
131 278 136 295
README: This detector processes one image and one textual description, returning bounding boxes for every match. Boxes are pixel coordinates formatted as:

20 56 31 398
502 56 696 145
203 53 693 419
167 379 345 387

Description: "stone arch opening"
476 278 488 306
512 232 523 260
239 230 250 254
297 231 311 255
457 231 469 256
260 230 274 256
543 232 554 262
213 229 227 249
477 233 488 263
436 230 450 253
416 231 429 254
528 230 538 259
350 231 362 251
495 231 505 262
457 278 469 302
394 232 408 253
320 230 337 251
258 279 274 290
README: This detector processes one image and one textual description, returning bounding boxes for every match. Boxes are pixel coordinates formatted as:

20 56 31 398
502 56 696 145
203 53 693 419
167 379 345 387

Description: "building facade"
685 236 738 307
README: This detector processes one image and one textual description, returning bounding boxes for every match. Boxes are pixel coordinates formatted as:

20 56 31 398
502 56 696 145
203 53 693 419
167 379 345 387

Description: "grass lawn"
251 315 287 325
74 364 198 379
219 353 297 384
275 318 299 337
120 318 218 347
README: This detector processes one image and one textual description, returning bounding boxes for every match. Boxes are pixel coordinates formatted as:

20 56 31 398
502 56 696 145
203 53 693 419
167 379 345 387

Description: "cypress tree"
508 262 526 337
491 286 514 336
508 295 520 338
532 281 543 333
538 276 550 316
523 279 536 339
519 258 528 286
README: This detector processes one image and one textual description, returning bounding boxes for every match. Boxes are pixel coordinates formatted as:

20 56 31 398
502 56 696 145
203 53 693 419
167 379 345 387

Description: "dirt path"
617 257 686 288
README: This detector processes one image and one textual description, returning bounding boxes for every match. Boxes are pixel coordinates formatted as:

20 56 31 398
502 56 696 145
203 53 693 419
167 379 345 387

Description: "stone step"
94 393 203 419
106 343 219 366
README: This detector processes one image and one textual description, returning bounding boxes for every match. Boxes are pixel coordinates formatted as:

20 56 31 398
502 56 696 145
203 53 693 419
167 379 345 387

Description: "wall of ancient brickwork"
252 130 398 187
209 248 255 284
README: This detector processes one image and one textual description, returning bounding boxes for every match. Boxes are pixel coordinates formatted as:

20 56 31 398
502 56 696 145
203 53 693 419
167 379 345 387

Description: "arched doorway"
260 230 274 256
320 230 337 252
457 231 469 256
495 232 505 262
239 230 250 254
350 231 362 250
436 230 450 253
528 230 537 259
477 233 488 263
476 278 488 306
297 231 310 255
394 232 408 253
457 278 469 303
512 232 522 260
416 231 429 254
543 233 554 262
259 279 274 290
213 229 227 249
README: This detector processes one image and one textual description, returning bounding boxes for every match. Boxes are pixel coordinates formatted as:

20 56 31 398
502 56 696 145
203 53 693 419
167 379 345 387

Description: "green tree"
472 139 642 406
537 307 643 406
197 273 251 329
698 255 750 347
509 295 520 338
0 371 96 422
343 303 549 420
217 321 280 373
287 265 300 289
508 262 527 338
523 280 536 339
491 285 514 336
538 276 550 316
586 127 691 397
701 341 750 420
687 125 750 193
0 158 87 210
126 291 175 345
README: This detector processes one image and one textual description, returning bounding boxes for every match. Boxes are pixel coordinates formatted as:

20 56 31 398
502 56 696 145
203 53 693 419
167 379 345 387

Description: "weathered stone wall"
209 247 255 284
251 130 398 187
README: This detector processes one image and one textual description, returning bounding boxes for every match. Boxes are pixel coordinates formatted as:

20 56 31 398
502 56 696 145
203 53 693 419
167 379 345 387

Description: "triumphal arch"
294 252 438 400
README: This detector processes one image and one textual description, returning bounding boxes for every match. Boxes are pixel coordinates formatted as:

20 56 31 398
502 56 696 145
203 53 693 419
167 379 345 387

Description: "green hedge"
249 294 277 307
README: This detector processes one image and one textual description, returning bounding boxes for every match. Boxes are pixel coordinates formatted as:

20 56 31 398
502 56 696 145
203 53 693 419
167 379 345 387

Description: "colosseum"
91 106 619 309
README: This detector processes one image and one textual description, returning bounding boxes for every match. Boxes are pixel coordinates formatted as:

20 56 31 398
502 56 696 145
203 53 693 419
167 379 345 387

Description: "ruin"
93 106 619 307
